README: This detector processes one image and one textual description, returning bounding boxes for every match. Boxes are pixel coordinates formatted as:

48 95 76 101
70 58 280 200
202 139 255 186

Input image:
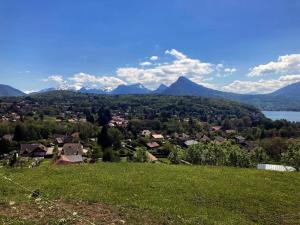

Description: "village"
0 111 253 167
0 93 299 172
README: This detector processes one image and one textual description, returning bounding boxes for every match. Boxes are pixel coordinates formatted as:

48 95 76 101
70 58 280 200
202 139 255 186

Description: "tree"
90 144 102 163
184 142 251 167
168 146 185 164
133 147 147 162
260 137 288 161
102 148 119 162
282 143 300 171
14 123 27 142
162 142 174 156
97 107 112 126
52 145 59 163
108 128 123 150
85 111 95 123
0 139 10 155
39 113 44 121
249 147 269 166
97 126 112 149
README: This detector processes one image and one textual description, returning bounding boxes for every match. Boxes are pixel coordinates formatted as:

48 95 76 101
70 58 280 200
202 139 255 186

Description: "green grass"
1 162 300 225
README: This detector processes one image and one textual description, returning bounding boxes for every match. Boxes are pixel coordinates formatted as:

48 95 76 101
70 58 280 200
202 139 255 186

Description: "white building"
257 164 296 172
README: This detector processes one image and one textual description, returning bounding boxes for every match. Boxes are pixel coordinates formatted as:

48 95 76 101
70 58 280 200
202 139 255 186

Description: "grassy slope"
0 162 299 225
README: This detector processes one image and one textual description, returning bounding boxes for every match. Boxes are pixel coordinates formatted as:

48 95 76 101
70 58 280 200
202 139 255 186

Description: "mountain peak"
111 83 150 94
152 84 168 94
176 76 191 82
271 81 300 98
162 76 222 97
0 84 25 97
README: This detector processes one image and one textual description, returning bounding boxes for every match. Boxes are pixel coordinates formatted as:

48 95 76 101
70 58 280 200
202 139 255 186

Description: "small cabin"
20 144 47 157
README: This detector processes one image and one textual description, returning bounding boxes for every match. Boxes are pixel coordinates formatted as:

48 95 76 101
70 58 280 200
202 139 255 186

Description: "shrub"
133 147 147 162
184 142 251 167
168 146 186 164
103 148 120 162
282 142 300 171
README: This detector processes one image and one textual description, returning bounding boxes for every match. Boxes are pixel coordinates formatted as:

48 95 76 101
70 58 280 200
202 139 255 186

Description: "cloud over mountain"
44 49 235 90
224 74 300 94
248 54 300 77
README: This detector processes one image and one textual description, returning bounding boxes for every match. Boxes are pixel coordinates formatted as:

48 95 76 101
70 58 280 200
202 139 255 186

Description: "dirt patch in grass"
0 200 165 225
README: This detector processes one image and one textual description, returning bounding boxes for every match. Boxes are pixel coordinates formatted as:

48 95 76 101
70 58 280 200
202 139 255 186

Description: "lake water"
262 111 300 122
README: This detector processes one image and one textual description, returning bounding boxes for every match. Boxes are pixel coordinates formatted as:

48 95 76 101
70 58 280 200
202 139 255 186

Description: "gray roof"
20 144 47 155
62 143 83 155
58 155 83 163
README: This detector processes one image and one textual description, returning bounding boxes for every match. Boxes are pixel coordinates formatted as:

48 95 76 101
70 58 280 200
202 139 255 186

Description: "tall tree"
85 110 95 123
14 123 27 142
97 107 112 126
0 139 10 155
97 126 112 149
108 128 123 150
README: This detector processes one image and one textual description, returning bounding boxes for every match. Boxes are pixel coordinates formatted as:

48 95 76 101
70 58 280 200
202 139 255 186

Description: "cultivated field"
0 162 299 225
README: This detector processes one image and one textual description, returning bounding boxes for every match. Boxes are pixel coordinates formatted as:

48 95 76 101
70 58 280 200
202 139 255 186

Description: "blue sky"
1 0 300 93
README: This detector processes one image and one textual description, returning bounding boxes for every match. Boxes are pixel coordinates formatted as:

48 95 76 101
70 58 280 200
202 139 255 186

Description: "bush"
168 146 186 164
260 137 288 161
282 142 300 171
133 147 147 162
90 144 102 163
103 148 120 162
184 142 251 167
249 147 269 166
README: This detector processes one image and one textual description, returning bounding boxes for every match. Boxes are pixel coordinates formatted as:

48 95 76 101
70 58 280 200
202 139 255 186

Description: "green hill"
1 162 299 225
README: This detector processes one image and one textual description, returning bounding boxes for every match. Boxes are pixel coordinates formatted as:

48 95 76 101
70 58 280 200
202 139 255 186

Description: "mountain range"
0 84 25 97
1 77 300 110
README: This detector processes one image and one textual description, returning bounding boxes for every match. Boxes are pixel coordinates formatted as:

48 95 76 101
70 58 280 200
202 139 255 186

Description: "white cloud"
43 75 82 90
140 61 152 66
150 56 159 61
43 49 235 90
224 67 237 74
223 74 300 94
116 49 228 88
165 49 187 60
248 54 300 77
69 73 126 88
43 75 64 83
44 73 125 91
24 90 38 94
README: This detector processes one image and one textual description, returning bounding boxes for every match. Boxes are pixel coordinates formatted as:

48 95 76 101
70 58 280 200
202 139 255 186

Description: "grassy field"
0 162 299 225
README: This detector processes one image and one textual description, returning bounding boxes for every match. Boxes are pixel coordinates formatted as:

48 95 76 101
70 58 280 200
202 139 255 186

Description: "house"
146 142 160 149
184 140 198 147
225 130 236 135
234 136 246 145
257 164 296 172
211 126 222 132
152 134 164 139
213 136 226 145
20 144 47 157
141 130 151 137
55 155 83 165
53 135 73 147
62 143 83 155
109 115 128 128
